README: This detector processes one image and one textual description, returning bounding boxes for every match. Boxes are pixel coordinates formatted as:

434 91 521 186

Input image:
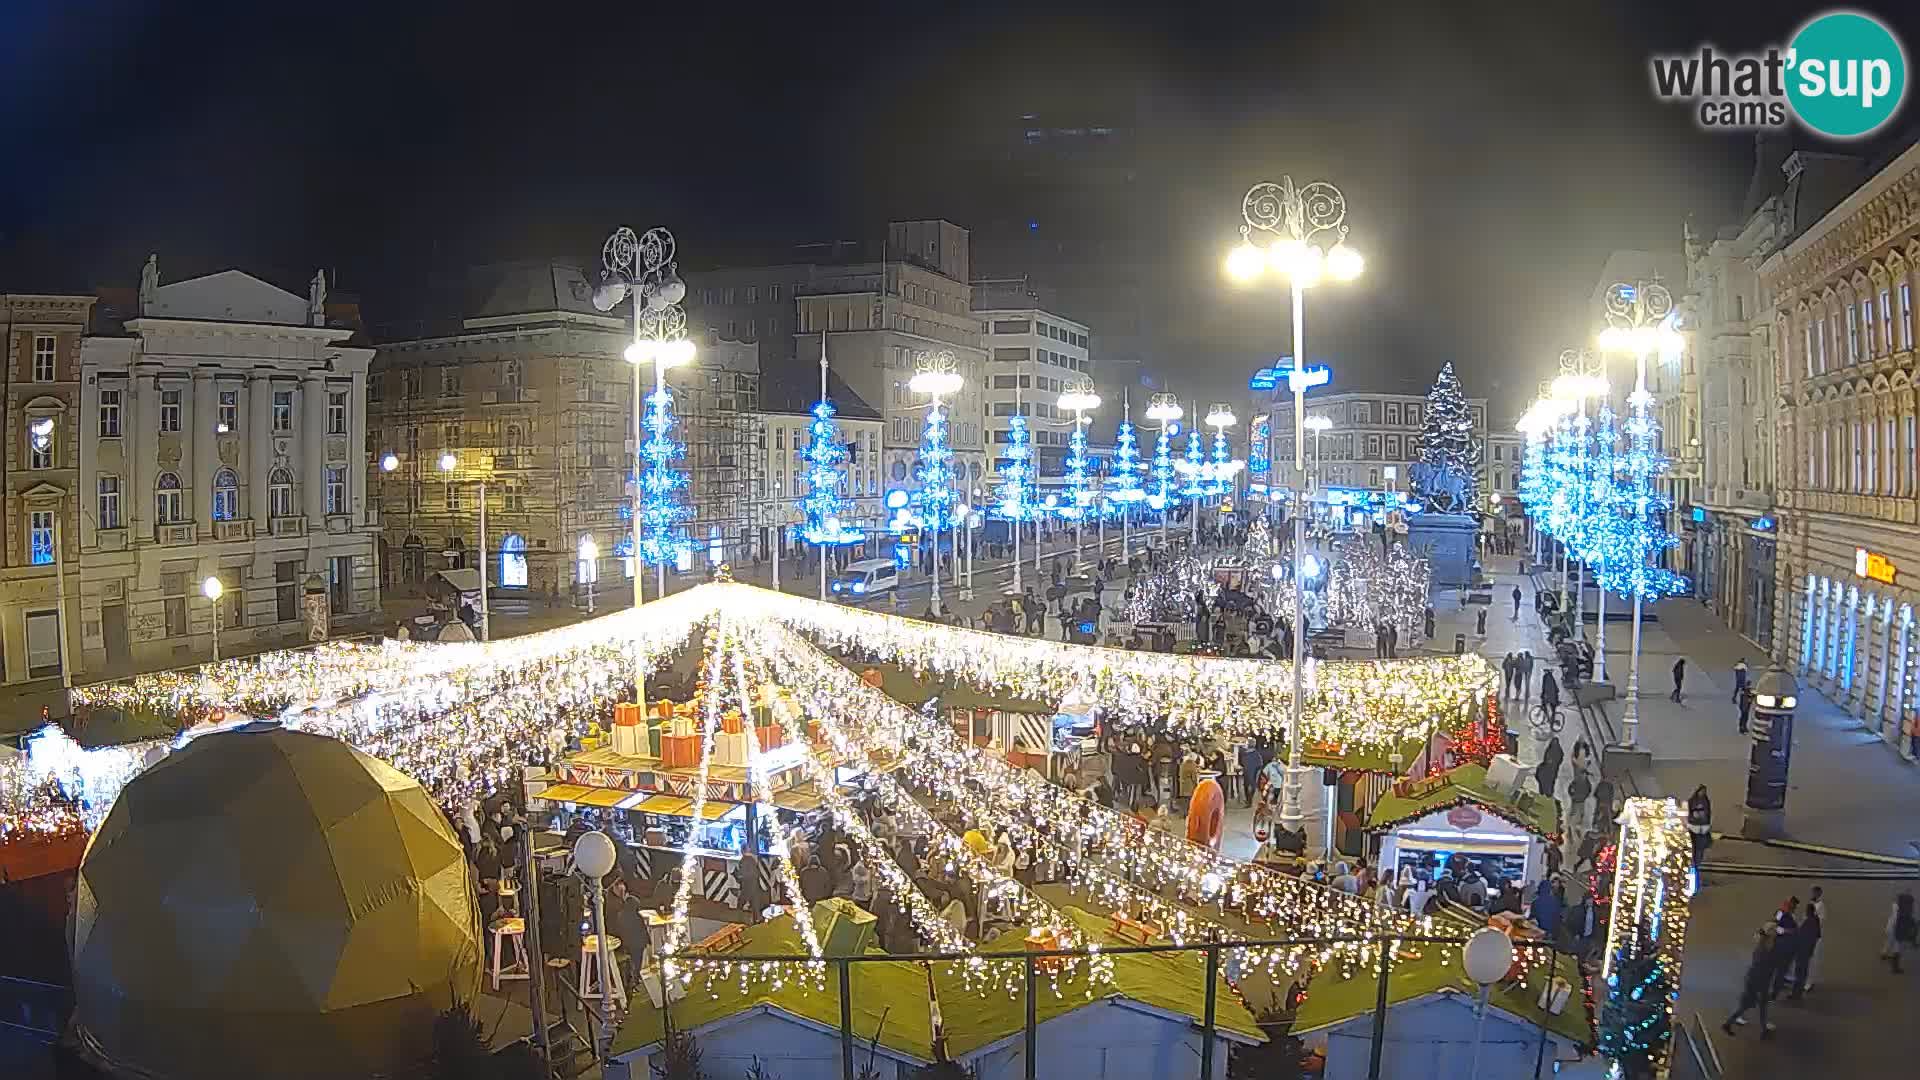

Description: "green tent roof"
611 904 1263 1060
1289 936 1592 1048
1364 763 1560 837
837 658 1060 715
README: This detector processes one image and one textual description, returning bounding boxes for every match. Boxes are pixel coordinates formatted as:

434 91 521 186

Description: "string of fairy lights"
1598 797 1692 1076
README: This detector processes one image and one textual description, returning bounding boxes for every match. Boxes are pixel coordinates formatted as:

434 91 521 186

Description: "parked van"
831 559 899 599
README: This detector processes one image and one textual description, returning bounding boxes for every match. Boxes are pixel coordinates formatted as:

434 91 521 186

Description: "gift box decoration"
669 715 695 738
754 723 785 751
661 733 701 769
712 730 749 768
646 723 664 758
721 709 744 736
614 702 643 729
650 699 674 722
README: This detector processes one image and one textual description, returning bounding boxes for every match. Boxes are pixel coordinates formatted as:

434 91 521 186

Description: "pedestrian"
1511 584 1523 621
1238 742 1262 809
1769 897 1800 999
1567 765 1593 835
1787 886 1824 997
1529 879 1565 939
1737 686 1754 734
1686 785 1713 871
1540 669 1561 715
1671 657 1687 703
1475 607 1488 636
1885 890 1917 973
1520 651 1536 702
1593 776 1617 832
1535 735 1564 799
1502 653 1518 699
1423 606 1436 641
1732 658 1750 703
1722 925 1780 1038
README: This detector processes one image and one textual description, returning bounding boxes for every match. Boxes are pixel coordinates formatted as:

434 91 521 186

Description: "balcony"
492 454 523 470
324 514 352 535
155 523 196 547
214 520 255 542
269 516 307 538
96 528 128 553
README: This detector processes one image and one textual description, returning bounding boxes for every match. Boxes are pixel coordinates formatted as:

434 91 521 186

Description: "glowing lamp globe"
1225 243 1265 282
1057 388 1101 413
663 338 697 368
624 340 655 365
1205 406 1237 429
380 453 399 472
1303 415 1333 433
573 830 617 880
908 369 963 397
201 576 223 601
1326 243 1364 281
1462 927 1515 985
591 278 628 312
438 452 457 472
657 275 687 306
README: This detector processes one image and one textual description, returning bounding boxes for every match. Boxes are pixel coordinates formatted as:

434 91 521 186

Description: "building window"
164 596 187 638
1384 403 1400 425
1814 317 1827 372
1354 403 1371 424
1847 305 1860 363
31 335 55 382
1881 289 1894 353
1864 298 1877 356
328 391 348 434
1805 320 1816 376
276 560 300 622
1901 284 1914 351
27 417 54 469
272 390 293 431
504 358 522 389
770 284 783 302
268 467 295 518
441 366 461 397
212 468 238 521
28 510 55 565
99 388 122 438
160 389 182 432
218 389 238 432
325 467 345 514
401 369 421 398
97 476 121 530
444 422 460 447
154 473 183 524
25 610 61 678
329 555 352 615
445 483 460 511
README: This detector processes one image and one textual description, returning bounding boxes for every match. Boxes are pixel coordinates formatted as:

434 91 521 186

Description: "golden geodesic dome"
71 722 482 1080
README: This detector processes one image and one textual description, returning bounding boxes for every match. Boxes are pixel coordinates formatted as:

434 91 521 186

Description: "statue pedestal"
1406 513 1478 588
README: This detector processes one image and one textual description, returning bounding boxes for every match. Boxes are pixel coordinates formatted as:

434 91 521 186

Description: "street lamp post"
439 452 488 641
1146 395 1183 552
909 350 963 617
571 830 619 1065
202 576 224 662
1598 279 1683 748
1227 176 1363 845
1058 381 1102 571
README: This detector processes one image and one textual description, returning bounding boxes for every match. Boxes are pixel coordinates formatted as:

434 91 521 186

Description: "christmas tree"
913 401 959 538
1149 425 1177 512
1062 416 1092 519
995 415 1035 522
1415 362 1480 509
1244 514 1274 562
1180 428 1207 500
639 386 692 566
797 399 861 545
1597 385 1687 601
1576 401 1622 574
1108 417 1147 507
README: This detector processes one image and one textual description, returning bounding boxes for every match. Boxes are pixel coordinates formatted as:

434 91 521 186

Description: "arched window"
268 467 295 519
503 358 523 390
499 533 528 588
212 468 239 521
505 424 522 451
155 472 183 524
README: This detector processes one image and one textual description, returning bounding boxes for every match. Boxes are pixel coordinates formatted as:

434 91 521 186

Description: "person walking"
1885 891 1917 973
1686 785 1713 872
1671 657 1687 703
1540 669 1561 716
1502 653 1518 699
1722 925 1780 1038
1475 606 1489 637
1732 658 1750 704
1737 686 1754 734
1519 651 1536 702
1238 741 1262 809
1567 763 1594 836
1511 584 1524 621
1787 886 1824 997
1769 897 1801 1000
1535 735 1564 800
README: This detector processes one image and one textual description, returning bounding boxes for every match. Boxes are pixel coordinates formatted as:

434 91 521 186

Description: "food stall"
1363 763 1558 889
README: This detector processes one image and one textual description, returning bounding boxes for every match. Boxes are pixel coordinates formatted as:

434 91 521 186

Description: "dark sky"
4 0 1916 416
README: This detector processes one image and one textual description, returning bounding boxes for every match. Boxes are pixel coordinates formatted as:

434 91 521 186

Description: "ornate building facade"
1765 140 1920 760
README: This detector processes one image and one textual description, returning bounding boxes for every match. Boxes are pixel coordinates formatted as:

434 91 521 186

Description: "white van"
830 559 899 599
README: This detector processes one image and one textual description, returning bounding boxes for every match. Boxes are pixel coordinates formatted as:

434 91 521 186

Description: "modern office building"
974 278 1094 490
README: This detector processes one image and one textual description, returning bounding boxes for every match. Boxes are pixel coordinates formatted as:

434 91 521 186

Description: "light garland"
1149 424 1176 513
913 399 958 537
1598 797 1691 1076
662 626 729 965
995 415 1035 523
1061 415 1091 521
797 400 863 546
640 385 692 566
1179 428 1207 501
1108 418 1146 508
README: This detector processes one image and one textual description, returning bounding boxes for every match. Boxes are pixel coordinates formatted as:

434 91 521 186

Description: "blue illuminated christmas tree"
1207 425 1234 496
638 386 692 566
1109 417 1147 508
1576 401 1623 572
1061 418 1092 519
1597 386 1687 600
1247 416 1271 493
995 415 1035 522
1149 424 1177 512
797 399 861 545
1179 428 1207 501
912 401 958 539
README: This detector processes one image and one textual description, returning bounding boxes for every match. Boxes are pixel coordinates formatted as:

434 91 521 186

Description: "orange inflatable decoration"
1186 776 1226 852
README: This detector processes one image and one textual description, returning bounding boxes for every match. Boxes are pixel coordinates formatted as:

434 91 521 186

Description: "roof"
759 366 881 421
611 904 1262 1061
840 658 1058 715
1365 763 1560 838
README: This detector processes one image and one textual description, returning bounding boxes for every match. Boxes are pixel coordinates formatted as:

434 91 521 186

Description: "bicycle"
1530 701 1566 740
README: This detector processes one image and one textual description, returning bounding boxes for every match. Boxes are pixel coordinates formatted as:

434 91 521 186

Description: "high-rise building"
973 278 1094 490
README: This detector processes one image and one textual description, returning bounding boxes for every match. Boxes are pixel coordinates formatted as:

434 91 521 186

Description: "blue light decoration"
995 414 1035 523
1179 427 1207 501
1518 426 1550 521
1575 401 1622 572
1208 425 1234 496
1060 416 1092 519
1108 417 1147 509
911 400 958 545
1149 422 1178 512
638 386 692 566
796 399 863 546
1597 386 1688 600
1247 414 1271 496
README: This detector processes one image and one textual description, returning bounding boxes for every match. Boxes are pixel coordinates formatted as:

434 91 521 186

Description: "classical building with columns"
1765 139 1920 760
74 263 378 675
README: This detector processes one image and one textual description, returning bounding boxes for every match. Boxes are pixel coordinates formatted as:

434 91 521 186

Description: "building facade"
2 292 95 704
76 266 379 676
1267 390 1488 497
370 262 762 603
756 368 884 563
1765 138 1920 759
974 287 1093 489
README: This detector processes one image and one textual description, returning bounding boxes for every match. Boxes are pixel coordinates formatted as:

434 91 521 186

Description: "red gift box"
661 733 701 769
721 710 744 736
754 723 785 751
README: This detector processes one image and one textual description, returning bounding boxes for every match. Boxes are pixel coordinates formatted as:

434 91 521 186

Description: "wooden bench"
1107 913 1163 946
695 923 747 954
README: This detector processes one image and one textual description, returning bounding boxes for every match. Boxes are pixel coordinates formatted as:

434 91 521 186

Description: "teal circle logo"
1786 11 1907 138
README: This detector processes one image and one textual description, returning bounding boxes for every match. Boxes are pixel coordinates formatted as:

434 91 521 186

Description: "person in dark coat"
1671 657 1687 702
1686 785 1713 870
1238 743 1263 808
1722 926 1779 1038
1511 584 1523 620
1536 736 1564 800
1540 670 1561 714
1737 687 1754 734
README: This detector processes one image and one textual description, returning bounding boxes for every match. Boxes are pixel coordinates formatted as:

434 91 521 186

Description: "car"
830 559 899 599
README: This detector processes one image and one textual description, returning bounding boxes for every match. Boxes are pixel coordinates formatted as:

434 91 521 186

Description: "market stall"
1364 763 1559 889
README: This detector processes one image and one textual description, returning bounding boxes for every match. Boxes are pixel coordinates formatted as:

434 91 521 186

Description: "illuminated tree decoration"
1107 419 1147 508
1416 361 1480 508
796 400 862 545
1248 415 1271 491
995 414 1035 522
1149 424 1177 512
1061 416 1092 519
1208 426 1233 496
1179 428 1207 500
1575 401 1622 572
913 400 959 537
1596 388 1687 600
1518 428 1550 522
639 386 692 566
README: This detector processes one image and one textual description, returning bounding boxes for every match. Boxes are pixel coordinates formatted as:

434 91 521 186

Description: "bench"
1107 913 1163 946
695 923 747 954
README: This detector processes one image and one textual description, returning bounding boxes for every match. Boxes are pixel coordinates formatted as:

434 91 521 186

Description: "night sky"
4 0 1916 416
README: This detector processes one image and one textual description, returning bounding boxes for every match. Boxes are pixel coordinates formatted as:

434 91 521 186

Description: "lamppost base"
1740 805 1787 840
